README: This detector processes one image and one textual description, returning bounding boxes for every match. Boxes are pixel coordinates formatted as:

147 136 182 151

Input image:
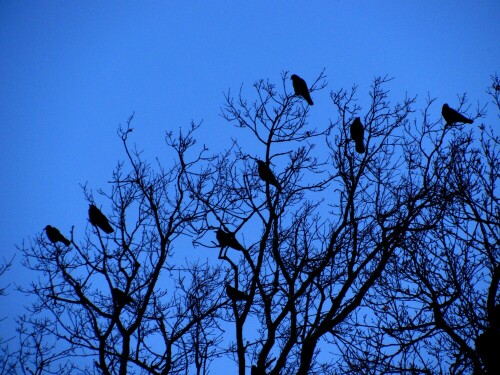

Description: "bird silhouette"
88 204 114 234
442 104 473 125
112 287 134 306
216 229 244 251
256 160 280 189
291 74 313 105
226 283 250 302
44 225 71 246
350 117 365 154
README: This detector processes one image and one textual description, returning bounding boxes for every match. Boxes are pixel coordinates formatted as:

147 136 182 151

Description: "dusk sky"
0 1 499 371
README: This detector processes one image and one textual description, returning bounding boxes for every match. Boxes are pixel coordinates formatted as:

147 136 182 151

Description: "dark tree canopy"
3 72 499 375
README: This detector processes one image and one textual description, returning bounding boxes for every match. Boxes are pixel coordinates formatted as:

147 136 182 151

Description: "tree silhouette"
337 93 497 374
13 118 225 374
6 72 497 375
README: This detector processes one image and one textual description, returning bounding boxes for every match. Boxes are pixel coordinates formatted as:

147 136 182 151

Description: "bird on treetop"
442 103 473 126
291 74 314 105
45 225 71 246
88 204 114 234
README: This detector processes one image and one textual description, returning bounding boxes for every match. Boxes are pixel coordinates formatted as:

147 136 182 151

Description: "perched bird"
88 204 114 234
44 225 71 246
216 229 245 251
350 117 365 154
442 103 473 125
226 283 250 302
256 160 280 189
291 74 314 105
112 287 134 306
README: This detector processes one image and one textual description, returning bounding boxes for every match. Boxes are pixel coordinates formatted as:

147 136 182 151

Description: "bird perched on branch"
112 287 134 306
88 204 114 234
350 117 365 154
291 74 314 105
226 283 250 302
442 103 473 125
44 225 71 246
216 229 244 251
256 160 280 189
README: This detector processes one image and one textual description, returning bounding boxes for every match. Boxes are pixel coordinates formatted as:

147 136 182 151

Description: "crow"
216 229 244 251
291 74 314 105
88 204 114 234
350 117 365 154
226 283 250 302
442 104 473 125
112 287 134 306
44 225 71 246
256 160 280 189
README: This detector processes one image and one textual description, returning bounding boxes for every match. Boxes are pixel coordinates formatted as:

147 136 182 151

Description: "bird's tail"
307 98 314 106
355 142 366 154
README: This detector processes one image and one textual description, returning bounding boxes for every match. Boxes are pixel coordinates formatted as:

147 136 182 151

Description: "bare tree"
10 73 496 375
340 84 497 374
189 73 489 375
14 116 226 374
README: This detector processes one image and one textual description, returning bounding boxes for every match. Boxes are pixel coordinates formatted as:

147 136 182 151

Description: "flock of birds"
291 74 473 156
43 74 475 305
44 204 113 246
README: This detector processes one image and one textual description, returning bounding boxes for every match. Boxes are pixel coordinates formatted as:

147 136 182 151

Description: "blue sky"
0 0 499 370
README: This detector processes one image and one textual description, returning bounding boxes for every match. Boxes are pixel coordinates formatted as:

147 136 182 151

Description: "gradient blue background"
1 1 499 371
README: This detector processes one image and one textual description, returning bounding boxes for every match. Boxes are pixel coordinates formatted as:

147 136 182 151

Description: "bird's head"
256 160 265 166
290 74 298 81
443 103 449 109
44 225 51 230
